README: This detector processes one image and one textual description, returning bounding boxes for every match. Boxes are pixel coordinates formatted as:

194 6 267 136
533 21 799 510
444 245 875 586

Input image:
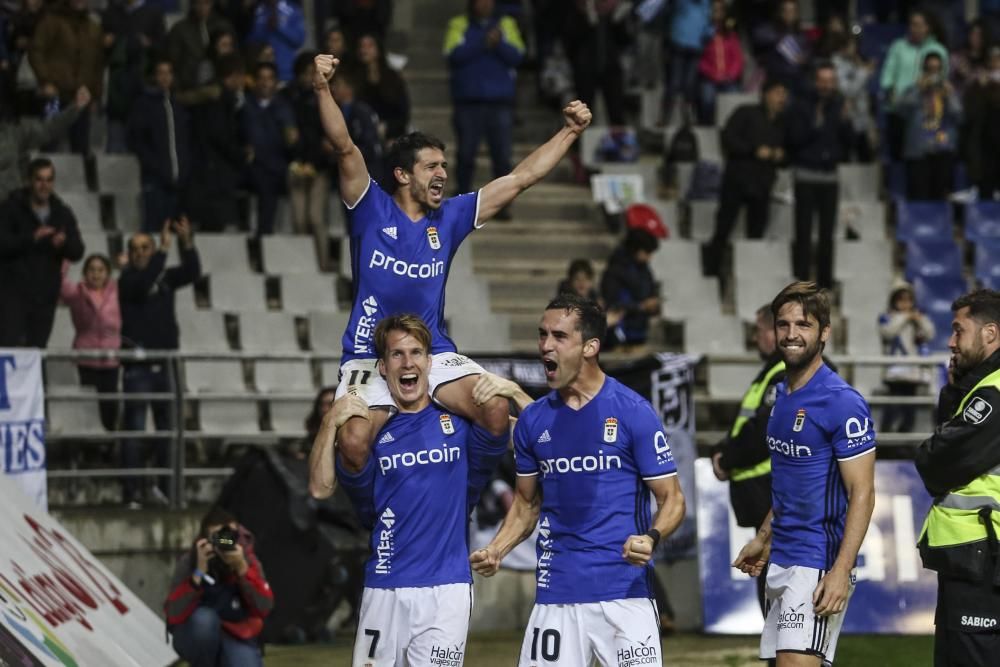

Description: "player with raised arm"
309 53 592 494
733 282 876 667
308 314 516 665
470 294 685 667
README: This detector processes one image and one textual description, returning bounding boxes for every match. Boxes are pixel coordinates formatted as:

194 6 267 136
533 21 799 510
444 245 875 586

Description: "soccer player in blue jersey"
309 53 593 490
733 282 876 667
309 314 511 665
470 294 685 667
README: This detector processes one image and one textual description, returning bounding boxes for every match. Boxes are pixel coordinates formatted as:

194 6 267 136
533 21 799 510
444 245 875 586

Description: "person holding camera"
164 507 273 667
898 51 963 200
118 216 201 508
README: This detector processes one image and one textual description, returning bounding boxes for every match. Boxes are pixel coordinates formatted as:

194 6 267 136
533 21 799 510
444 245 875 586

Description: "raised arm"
308 394 369 499
477 100 592 222
622 475 685 566
469 473 540 576
313 54 370 207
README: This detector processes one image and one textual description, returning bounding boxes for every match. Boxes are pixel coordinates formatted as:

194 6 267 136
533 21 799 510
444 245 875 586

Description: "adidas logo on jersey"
382 226 397 239
537 430 552 444
378 432 395 444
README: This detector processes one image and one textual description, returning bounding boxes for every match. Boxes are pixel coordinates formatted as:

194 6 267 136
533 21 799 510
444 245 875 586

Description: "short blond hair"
373 314 432 359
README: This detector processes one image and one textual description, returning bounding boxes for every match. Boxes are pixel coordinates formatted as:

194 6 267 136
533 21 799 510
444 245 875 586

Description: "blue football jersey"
363 404 505 589
513 377 678 604
767 364 876 570
340 180 479 361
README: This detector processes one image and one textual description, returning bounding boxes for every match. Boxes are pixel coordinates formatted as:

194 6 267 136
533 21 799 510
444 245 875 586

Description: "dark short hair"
567 258 594 279
305 386 337 440
761 78 786 95
384 132 446 193
771 281 831 331
216 53 245 79
813 59 835 73
624 228 659 255
254 61 278 79
374 314 433 359
28 157 54 179
923 52 943 67
199 506 237 538
293 50 317 77
545 294 606 347
83 254 112 274
953 289 1000 327
755 304 774 327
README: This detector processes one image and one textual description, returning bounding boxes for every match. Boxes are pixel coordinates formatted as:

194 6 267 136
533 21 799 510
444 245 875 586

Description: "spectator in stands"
186 54 247 232
164 506 272 667
330 68 383 186
102 0 166 153
664 0 712 125
752 0 809 94
284 51 335 269
600 228 660 351
557 258 599 301
28 0 103 155
832 33 876 162
167 0 237 104
0 157 85 348
445 0 525 200
350 33 409 141
323 24 350 62
696 0 743 126
879 281 935 433
118 217 201 508
880 9 948 161
898 52 962 201
962 46 1000 200
951 19 991 95
128 59 193 232
703 79 788 278
562 0 628 126
333 0 392 45
786 61 852 289
0 85 90 202
243 61 297 236
8 0 47 116
59 254 121 431
246 0 304 82
814 13 848 59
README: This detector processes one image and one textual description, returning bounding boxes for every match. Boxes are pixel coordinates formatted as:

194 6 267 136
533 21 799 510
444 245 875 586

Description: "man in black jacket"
916 289 1000 667
786 62 852 289
0 157 85 347
119 217 200 508
600 228 660 351
704 79 788 278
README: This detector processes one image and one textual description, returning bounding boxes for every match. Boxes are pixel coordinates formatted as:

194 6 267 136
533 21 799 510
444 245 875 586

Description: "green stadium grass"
261 632 934 666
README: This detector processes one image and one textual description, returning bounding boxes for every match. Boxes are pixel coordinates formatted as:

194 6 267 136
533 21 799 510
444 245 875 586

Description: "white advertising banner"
0 475 178 666
0 349 47 510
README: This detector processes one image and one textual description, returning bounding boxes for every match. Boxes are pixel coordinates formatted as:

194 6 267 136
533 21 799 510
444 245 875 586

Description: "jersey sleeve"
630 401 678 480
513 416 538 477
829 390 877 461
441 191 481 245
345 178 391 238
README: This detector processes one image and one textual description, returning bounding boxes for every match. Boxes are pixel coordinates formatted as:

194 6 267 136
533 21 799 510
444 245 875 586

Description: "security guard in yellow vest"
916 289 1000 666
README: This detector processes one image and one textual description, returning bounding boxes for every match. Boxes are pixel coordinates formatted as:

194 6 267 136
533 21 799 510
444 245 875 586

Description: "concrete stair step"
470 234 616 261
406 69 542 109
474 219 607 236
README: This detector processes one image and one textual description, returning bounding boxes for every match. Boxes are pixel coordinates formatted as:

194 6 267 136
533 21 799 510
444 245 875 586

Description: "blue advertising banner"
697 458 937 634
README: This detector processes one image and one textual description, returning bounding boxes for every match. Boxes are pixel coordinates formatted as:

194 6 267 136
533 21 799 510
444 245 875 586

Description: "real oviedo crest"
427 226 441 250
440 414 455 435
793 408 806 432
603 417 618 443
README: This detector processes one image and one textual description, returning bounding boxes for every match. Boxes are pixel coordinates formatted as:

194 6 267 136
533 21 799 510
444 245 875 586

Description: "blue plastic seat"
965 202 1000 243
975 240 1000 289
896 201 952 242
913 275 967 351
904 240 963 281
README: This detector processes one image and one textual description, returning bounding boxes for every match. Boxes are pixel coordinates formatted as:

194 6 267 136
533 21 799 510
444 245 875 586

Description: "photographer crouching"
164 507 273 666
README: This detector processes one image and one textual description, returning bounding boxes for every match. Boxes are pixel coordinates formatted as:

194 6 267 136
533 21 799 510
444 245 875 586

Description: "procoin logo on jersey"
440 414 455 435
793 408 806 432
604 417 618 443
427 226 441 250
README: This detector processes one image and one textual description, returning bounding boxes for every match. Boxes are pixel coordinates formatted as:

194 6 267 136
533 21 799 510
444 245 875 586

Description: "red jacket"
59 266 121 369
164 527 273 640
698 31 743 84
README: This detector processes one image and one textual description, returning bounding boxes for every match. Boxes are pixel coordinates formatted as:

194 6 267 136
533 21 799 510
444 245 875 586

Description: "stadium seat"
837 201 887 239
309 311 350 352
280 274 339 314
261 235 321 274
834 239 894 284
840 273 894 319
895 201 952 242
193 234 252 274
49 308 75 348
682 313 744 354
269 399 309 433
733 240 791 279
913 275 968 350
47 393 106 435
735 273 796 322
846 315 882 356
208 273 267 311
709 361 758 400
44 359 79 388
239 312 312 393
904 240 963 280
965 202 1000 243
838 164 881 202
687 201 717 241
60 192 103 230
715 92 757 127
178 311 230 352
449 315 512 353
600 162 660 201
650 239 701 281
38 153 88 192
95 154 141 193
113 193 143 232
184 360 245 393
975 240 1000 289
197 400 261 435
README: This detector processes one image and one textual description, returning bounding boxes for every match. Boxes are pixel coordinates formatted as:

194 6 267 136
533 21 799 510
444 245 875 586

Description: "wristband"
645 529 661 548
193 568 215 586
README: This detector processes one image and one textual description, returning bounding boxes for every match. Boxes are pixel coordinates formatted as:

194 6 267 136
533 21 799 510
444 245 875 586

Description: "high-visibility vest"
919 368 1000 573
729 360 785 482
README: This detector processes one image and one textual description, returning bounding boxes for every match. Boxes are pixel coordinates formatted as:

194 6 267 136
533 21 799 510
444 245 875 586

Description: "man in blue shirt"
470 295 685 666
309 314 510 664
310 53 592 492
734 282 876 667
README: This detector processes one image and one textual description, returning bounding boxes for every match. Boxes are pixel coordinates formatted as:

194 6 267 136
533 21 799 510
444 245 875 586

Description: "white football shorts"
353 583 473 666
518 598 662 667
761 563 857 666
334 353 486 409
